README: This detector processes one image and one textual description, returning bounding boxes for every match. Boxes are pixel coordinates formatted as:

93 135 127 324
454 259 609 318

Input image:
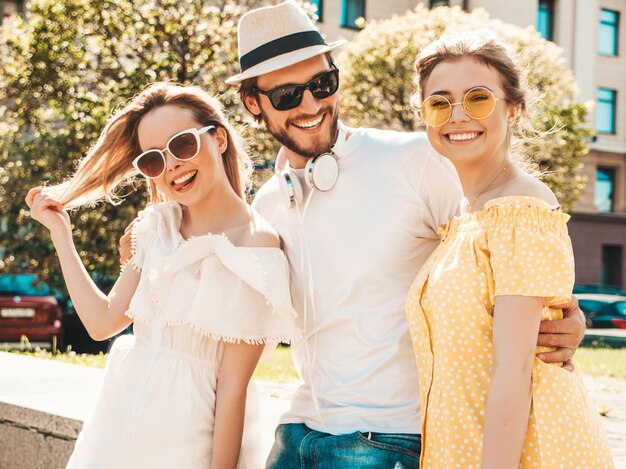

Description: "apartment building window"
430 0 450 6
595 167 617 213
597 88 617 134
341 0 365 29
599 9 619 56
602 245 623 287
537 0 554 40
310 0 323 22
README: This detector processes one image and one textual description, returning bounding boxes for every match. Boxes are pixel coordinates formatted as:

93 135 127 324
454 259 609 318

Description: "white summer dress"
66 202 299 469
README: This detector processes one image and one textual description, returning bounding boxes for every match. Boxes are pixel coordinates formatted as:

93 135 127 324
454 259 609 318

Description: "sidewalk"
581 374 626 468
254 380 298 459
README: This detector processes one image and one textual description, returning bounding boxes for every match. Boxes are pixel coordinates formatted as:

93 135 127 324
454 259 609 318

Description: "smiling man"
225 2 587 467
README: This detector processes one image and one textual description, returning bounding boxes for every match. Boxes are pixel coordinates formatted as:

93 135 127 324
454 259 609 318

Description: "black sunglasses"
254 68 339 111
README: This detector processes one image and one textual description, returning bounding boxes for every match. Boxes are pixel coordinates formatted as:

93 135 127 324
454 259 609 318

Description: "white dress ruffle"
67 202 298 469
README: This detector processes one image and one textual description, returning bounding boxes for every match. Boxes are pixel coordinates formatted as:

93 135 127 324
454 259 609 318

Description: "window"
602 245 623 287
430 0 449 7
595 167 617 213
341 0 365 30
597 88 617 134
310 0 323 22
537 0 554 40
599 9 619 56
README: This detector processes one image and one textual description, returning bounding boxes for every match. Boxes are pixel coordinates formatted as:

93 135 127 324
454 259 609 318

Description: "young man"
224 2 586 467
121 1 585 466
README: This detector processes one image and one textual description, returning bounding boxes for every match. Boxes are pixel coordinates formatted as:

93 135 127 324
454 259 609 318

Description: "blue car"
577 293 626 329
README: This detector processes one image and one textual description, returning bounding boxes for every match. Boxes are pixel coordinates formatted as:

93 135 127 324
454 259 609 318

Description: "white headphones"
273 123 348 433
276 123 347 208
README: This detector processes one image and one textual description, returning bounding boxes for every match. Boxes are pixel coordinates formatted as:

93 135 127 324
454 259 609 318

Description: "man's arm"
536 295 586 371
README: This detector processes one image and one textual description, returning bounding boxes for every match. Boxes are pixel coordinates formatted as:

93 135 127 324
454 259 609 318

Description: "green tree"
338 5 593 211
0 0 278 291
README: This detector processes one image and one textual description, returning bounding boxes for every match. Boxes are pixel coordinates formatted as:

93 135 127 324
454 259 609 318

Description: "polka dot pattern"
406 196 614 468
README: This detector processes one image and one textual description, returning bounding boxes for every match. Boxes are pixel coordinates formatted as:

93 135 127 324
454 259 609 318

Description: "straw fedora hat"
226 0 346 84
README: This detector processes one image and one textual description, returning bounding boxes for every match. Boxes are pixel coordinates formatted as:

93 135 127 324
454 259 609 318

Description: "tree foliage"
338 5 593 211
0 0 278 291
0 2 594 294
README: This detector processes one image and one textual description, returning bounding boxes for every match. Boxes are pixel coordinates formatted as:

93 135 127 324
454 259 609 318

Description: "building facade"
313 0 626 290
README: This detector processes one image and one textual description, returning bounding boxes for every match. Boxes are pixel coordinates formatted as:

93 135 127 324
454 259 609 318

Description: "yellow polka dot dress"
406 196 614 468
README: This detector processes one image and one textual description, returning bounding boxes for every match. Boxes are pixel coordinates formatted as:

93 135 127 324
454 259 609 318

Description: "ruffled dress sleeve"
126 201 183 271
125 202 300 345
189 234 300 345
485 196 575 307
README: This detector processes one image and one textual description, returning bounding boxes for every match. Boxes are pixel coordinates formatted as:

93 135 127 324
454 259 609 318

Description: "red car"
0 273 63 349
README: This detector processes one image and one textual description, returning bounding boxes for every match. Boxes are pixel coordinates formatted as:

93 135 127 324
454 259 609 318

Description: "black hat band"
240 30 326 72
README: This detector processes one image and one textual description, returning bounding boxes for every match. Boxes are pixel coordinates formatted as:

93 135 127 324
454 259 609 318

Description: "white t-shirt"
252 125 462 434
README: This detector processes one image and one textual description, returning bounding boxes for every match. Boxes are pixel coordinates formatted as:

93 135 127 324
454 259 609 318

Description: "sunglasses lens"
265 69 339 111
464 88 495 119
421 95 452 127
169 132 198 160
269 86 304 111
310 70 339 100
136 150 165 178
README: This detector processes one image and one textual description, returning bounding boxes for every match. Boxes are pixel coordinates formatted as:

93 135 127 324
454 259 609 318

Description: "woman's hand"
25 186 71 236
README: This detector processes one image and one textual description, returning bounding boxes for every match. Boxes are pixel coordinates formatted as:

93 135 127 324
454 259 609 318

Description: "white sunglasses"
132 125 216 179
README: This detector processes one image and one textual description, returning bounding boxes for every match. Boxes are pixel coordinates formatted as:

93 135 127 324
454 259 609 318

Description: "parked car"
61 274 131 353
0 273 63 349
612 318 626 329
574 284 626 296
577 293 626 329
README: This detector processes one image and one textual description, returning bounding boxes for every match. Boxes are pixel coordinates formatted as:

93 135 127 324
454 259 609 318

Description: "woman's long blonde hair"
50 82 252 208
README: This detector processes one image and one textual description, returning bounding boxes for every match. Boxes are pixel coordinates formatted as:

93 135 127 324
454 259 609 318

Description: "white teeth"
294 116 323 128
173 171 197 185
448 132 480 141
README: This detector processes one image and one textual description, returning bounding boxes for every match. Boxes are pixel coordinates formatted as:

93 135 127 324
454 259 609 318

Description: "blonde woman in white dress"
26 82 298 468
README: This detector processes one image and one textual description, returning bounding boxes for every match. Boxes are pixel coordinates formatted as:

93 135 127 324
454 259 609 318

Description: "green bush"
339 5 593 211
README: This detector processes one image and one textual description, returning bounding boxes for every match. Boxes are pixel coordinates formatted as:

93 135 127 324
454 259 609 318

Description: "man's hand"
119 220 136 266
537 296 586 371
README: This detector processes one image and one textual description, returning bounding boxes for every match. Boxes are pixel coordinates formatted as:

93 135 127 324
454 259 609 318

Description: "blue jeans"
265 423 421 468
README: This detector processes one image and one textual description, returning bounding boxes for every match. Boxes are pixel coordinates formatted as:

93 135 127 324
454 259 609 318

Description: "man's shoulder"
354 127 430 150
352 127 442 167
251 174 281 215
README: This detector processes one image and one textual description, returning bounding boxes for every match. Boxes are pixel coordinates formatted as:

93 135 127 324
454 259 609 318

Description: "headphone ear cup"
278 169 303 208
305 153 339 192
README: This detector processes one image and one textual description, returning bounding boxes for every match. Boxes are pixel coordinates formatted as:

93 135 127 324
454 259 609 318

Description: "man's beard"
261 106 339 159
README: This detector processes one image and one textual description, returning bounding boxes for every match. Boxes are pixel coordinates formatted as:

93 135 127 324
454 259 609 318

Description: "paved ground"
582 375 626 468
256 376 626 468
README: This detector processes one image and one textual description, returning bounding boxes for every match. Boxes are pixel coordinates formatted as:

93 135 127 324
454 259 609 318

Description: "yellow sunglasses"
419 87 503 127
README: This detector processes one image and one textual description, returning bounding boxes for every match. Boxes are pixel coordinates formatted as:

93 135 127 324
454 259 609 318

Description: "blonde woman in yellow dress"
406 32 614 469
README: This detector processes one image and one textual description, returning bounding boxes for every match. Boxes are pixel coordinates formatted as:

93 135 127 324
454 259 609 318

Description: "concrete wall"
569 213 626 289
317 0 420 43
0 402 80 469
593 0 626 155
0 352 102 469
577 149 626 214
468 0 537 29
